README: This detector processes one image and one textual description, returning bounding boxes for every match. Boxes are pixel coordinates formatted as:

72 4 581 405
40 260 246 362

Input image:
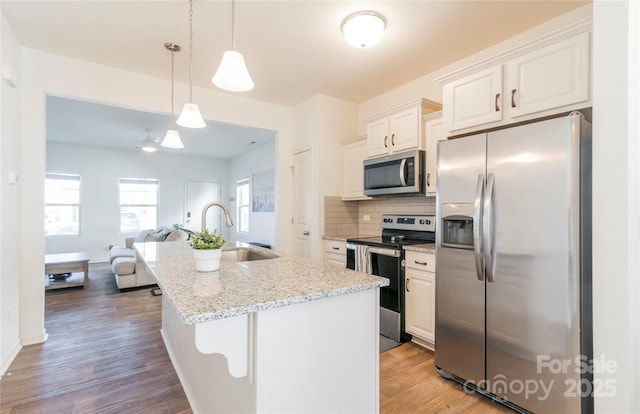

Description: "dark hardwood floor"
1 263 512 413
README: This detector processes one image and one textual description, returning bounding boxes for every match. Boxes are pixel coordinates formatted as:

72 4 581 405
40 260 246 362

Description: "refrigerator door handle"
483 173 495 282
473 174 485 281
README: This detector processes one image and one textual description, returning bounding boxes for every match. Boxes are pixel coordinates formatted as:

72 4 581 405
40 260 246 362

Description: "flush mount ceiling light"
162 42 185 149
212 0 254 92
341 11 387 49
141 129 158 153
177 0 206 128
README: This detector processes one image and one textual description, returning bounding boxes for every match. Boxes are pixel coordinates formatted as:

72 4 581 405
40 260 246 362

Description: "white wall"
46 142 231 262
0 13 22 375
292 94 357 260
592 1 640 413
228 141 277 248
12 47 294 365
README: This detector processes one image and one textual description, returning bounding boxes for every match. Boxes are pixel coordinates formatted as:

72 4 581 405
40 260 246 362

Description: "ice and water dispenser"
441 203 475 249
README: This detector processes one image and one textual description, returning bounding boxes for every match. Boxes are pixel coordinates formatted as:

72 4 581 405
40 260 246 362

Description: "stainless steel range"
346 214 435 343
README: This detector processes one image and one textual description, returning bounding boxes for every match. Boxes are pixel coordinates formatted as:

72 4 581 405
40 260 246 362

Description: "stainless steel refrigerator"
435 112 592 413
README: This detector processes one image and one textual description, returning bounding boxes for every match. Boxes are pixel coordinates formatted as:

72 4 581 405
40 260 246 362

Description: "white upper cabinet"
440 24 592 136
508 31 590 118
423 113 446 196
342 138 371 200
443 66 503 132
366 99 441 158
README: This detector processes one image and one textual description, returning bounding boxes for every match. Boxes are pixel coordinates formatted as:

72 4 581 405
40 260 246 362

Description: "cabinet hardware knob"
384 136 388 148
415 260 428 266
303 230 310 236
426 172 431 187
406 278 410 292
391 134 395 146
495 93 501 112
332 246 339 250
511 89 517 108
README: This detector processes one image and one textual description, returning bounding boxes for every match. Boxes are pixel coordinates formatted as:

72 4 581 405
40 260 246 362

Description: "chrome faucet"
201 202 234 231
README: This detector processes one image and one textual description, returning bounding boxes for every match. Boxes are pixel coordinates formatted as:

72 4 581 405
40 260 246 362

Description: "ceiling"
3 1 589 157
46 95 275 159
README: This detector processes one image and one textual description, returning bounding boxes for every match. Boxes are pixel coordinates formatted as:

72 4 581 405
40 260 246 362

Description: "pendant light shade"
177 0 206 128
141 141 157 152
341 11 386 49
162 129 184 149
141 129 158 152
177 103 206 128
212 50 254 92
162 42 185 149
212 0 254 92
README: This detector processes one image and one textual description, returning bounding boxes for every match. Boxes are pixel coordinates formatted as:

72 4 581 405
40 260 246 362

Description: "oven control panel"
381 214 436 232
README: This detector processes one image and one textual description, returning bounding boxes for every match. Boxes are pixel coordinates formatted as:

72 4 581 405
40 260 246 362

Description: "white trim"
0 342 22 376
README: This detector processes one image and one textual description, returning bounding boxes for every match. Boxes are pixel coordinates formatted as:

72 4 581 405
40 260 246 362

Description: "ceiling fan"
138 128 159 152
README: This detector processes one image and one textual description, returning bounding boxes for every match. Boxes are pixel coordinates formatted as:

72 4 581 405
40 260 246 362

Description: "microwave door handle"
473 175 485 281
399 158 407 187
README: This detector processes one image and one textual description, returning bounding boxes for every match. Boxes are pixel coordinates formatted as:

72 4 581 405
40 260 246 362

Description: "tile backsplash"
324 196 436 237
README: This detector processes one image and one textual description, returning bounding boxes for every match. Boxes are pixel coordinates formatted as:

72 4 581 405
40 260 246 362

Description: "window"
236 178 250 232
118 178 158 234
45 173 81 236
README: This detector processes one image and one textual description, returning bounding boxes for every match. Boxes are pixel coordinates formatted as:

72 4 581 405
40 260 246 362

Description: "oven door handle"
368 247 401 257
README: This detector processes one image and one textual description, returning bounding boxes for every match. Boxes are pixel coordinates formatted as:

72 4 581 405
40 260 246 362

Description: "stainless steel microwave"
363 149 425 196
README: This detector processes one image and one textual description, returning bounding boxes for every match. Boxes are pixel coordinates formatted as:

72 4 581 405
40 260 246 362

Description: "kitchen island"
135 240 389 414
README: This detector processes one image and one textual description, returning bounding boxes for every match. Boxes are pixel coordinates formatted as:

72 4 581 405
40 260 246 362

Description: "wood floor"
1 263 513 413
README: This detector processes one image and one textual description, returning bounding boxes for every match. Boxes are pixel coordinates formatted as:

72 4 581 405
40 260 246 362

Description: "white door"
293 150 312 259
185 181 221 233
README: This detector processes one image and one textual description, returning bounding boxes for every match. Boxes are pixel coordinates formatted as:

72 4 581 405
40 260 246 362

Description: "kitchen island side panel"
161 288 380 414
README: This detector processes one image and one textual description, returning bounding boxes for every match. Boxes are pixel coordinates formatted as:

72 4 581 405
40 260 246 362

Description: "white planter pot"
193 249 222 272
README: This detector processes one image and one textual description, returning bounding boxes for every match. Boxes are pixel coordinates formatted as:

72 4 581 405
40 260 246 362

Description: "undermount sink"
221 249 276 263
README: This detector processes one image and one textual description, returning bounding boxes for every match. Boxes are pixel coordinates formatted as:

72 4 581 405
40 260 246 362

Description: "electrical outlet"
363 214 370 222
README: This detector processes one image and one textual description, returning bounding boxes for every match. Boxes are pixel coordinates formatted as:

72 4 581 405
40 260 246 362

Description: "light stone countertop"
135 240 389 325
403 243 437 254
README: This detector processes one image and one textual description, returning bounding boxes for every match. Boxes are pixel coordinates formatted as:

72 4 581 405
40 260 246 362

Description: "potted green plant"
190 228 225 272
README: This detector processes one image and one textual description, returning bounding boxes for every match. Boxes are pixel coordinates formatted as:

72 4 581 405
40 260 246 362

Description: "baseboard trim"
0 341 22 376
411 336 434 351
21 331 48 346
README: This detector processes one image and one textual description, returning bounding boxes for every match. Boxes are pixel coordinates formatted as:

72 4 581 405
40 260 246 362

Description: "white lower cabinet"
404 250 435 348
324 239 346 267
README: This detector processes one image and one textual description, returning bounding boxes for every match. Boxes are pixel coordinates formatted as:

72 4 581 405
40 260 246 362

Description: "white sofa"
110 227 189 290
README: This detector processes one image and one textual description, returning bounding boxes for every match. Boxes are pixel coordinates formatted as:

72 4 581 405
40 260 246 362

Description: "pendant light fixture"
341 11 387 49
177 0 206 128
141 129 158 152
212 0 254 92
162 42 185 149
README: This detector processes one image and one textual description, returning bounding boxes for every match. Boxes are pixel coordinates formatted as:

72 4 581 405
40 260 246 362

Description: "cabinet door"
508 32 590 118
405 267 436 343
424 116 445 195
443 65 503 133
389 106 421 152
366 117 390 157
343 140 370 200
